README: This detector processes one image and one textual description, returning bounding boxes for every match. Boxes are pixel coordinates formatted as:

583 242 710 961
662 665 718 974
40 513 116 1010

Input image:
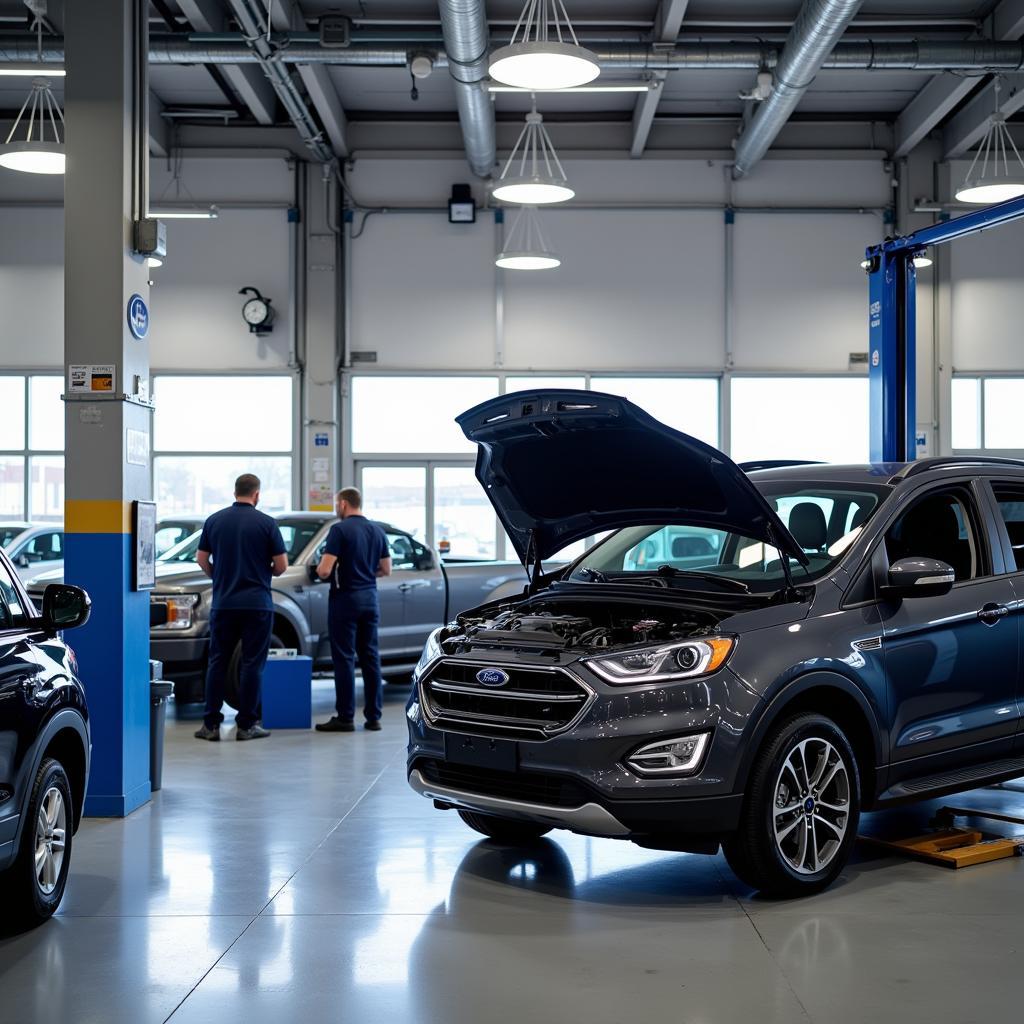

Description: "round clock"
238 286 275 334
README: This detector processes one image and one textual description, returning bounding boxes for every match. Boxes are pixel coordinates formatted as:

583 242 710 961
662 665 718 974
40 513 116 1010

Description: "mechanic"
315 487 392 733
194 473 288 742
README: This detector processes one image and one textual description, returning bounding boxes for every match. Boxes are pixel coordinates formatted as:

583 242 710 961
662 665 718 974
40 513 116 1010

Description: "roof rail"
890 456 1024 482
739 459 824 473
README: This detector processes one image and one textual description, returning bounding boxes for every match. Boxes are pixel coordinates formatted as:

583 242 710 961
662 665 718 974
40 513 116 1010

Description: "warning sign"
69 364 116 394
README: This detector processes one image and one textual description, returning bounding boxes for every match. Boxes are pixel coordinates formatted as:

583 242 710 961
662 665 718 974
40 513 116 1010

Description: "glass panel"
434 466 495 560
593 377 719 446
0 378 25 450
504 376 586 393
274 518 324 562
0 457 24 519
730 377 869 464
502 531 584 564
984 379 1024 449
20 530 63 564
29 376 64 451
29 456 64 522
360 466 426 540
154 456 292 516
351 377 499 454
951 378 982 450
153 377 293 452
0 559 27 628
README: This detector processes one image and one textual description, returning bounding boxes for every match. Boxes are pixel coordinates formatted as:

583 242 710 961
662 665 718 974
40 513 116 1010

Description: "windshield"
159 530 202 563
0 526 28 549
570 482 890 593
157 519 327 565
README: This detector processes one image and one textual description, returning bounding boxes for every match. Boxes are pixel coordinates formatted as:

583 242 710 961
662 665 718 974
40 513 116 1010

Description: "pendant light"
955 78 1024 205
492 107 574 205
489 0 600 91
496 205 560 270
0 6 65 175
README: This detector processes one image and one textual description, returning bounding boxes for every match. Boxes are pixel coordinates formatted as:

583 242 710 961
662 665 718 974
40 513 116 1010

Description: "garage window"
953 377 1024 452
593 377 719 446
153 375 294 515
0 375 64 521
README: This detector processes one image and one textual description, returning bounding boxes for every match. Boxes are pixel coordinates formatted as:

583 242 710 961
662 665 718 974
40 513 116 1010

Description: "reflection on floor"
2 677 1024 1023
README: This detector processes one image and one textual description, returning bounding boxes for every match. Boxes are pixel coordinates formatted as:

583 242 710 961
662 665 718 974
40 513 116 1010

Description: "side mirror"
880 557 955 600
41 584 91 634
416 553 435 571
307 563 323 584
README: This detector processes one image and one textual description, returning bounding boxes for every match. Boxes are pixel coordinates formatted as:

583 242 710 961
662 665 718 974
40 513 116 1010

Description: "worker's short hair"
235 473 261 498
338 486 362 509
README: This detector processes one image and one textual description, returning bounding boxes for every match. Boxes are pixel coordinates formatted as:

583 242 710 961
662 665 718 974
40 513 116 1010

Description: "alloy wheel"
34 785 67 895
772 736 850 875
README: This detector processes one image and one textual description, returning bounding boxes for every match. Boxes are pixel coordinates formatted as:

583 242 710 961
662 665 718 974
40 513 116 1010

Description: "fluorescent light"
488 84 648 93
0 65 65 78
0 142 64 175
149 206 220 220
495 252 561 270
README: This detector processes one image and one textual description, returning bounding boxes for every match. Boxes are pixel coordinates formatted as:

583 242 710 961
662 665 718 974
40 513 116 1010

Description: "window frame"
982 479 1024 577
0 374 64 522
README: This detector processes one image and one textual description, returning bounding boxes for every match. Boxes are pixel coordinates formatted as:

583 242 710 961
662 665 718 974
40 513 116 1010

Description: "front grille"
420 659 592 740
415 758 593 808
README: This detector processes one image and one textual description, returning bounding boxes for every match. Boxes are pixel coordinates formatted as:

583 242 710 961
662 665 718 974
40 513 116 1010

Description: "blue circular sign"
127 294 149 340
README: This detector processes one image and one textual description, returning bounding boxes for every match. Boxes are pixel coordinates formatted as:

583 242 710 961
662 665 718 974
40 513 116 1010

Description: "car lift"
866 192 1024 463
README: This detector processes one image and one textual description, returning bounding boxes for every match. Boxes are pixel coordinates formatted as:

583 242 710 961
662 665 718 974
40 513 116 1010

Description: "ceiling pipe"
436 0 495 178
3 35 1024 71
732 0 865 179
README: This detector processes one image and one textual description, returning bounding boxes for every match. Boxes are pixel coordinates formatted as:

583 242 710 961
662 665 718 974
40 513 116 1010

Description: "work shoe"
236 723 271 741
364 719 382 732
194 725 220 741
315 717 355 733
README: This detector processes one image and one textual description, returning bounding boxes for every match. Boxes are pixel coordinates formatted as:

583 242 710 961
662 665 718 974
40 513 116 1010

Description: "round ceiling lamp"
495 205 561 270
492 108 574 205
489 0 600 91
955 79 1024 205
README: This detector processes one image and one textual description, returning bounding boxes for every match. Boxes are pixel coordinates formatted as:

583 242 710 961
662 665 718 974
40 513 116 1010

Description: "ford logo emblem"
476 668 509 688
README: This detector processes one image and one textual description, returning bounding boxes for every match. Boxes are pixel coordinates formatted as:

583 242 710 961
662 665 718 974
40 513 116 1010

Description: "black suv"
408 389 1024 896
0 553 91 925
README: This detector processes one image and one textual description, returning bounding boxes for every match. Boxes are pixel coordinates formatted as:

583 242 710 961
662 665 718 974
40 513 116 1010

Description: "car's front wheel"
457 809 553 841
1 758 74 927
724 712 860 898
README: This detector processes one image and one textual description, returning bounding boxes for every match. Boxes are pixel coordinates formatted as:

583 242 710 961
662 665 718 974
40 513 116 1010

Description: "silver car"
0 522 64 584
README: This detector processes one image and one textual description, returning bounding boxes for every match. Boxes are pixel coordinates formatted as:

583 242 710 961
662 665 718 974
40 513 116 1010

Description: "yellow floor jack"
860 805 1024 868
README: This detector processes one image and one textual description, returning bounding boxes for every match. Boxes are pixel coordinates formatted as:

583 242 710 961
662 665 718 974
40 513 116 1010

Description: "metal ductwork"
436 0 495 178
732 0 865 179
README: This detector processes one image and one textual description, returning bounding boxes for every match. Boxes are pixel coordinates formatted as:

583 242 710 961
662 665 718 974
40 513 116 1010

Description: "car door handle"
397 581 430 592
978 603 1009 626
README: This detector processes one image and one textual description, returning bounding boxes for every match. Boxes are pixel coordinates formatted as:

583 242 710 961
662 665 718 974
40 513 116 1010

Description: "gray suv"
407 389 1024 896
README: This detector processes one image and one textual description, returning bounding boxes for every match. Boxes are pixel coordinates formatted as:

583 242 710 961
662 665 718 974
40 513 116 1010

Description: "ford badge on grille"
476 668 510 688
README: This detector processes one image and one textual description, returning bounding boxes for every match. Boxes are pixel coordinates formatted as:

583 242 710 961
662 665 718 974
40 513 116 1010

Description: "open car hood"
457 389 808 567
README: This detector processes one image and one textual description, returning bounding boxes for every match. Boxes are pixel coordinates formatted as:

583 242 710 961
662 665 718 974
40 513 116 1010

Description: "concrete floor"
3 679 1024 1023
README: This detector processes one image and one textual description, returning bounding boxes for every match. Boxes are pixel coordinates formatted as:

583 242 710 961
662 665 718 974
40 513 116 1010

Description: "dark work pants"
329 589 384 723
205 609 273 731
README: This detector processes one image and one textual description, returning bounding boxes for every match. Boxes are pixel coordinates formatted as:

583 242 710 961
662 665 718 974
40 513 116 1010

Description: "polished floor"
3 680 1024 1023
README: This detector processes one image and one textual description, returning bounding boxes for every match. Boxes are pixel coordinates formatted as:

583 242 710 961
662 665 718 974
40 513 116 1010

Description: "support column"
64 0 153 816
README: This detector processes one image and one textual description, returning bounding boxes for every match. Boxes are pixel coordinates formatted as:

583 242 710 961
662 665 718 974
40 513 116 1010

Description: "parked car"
0 550 91 925
1 523 64 584
155 516 205 558
407 388 1024 897
31 513 529 708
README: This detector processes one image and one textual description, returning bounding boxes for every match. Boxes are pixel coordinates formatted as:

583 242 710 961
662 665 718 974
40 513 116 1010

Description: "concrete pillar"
63 0 153 816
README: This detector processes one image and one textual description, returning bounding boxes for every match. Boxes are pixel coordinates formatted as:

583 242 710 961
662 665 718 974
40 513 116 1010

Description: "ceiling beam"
149 92 169 157
895 0 1024 158
176 0 277 125
943 72 1024 158
629 0 690 158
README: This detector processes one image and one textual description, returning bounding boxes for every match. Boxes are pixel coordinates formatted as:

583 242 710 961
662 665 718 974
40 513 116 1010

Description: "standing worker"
315 487 392 733
194 473 288 742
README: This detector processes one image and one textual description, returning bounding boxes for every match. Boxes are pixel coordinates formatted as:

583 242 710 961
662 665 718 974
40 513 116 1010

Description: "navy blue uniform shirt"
198 502 286 611
324 516 390 594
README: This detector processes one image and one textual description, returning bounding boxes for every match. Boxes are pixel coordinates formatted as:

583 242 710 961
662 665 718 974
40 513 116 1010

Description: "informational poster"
69 364 116 394
133 500 157 591
126 428 149 468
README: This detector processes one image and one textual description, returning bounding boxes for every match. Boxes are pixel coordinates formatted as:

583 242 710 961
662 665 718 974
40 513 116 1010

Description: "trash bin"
150 660 173 792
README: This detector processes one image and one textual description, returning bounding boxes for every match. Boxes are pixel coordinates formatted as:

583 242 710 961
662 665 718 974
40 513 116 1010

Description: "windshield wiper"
652 565 750 594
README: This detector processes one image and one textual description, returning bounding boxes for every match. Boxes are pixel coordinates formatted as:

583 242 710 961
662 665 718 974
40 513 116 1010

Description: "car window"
0 526 27 549
155 525 190 557
158 531 201 563
387 532 430 571
884 489 981 582
991 484 1024 572
0 560 27 630
276 520 324 562
22 531 62 563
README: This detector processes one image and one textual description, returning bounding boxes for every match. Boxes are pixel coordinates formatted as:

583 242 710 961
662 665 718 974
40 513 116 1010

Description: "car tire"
2 758 74 927
223 632 285 711
457 810 553 841
723 712 860 898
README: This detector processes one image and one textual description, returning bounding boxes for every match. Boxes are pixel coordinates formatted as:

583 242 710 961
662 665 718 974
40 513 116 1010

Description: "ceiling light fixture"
955 78 1024 205
487 84 648 93
912 250 933 268
492 107 574 205
0 64 64 78
149 205 220 220
495 205 561 270
489 0 600 91
145 256 164 268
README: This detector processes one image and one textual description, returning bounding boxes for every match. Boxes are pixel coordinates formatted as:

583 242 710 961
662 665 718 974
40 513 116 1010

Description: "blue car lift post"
866 193 1024 463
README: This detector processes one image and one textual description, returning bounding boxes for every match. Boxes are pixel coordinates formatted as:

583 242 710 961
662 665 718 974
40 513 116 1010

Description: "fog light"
626 732 710 776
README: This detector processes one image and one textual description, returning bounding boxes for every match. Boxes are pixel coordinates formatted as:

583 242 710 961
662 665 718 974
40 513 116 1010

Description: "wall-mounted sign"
127 293 149 340
133 500 157 591
126 428 149 468
69 364 115 393
314 433 329 447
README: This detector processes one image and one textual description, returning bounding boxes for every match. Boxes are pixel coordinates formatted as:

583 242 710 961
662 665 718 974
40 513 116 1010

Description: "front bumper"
150 635 209 680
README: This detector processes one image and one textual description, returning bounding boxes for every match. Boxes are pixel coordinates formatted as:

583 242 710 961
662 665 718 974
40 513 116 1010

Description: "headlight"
627 732 711 776
413 627 443 681
152 594 199 631
586 637 734 685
